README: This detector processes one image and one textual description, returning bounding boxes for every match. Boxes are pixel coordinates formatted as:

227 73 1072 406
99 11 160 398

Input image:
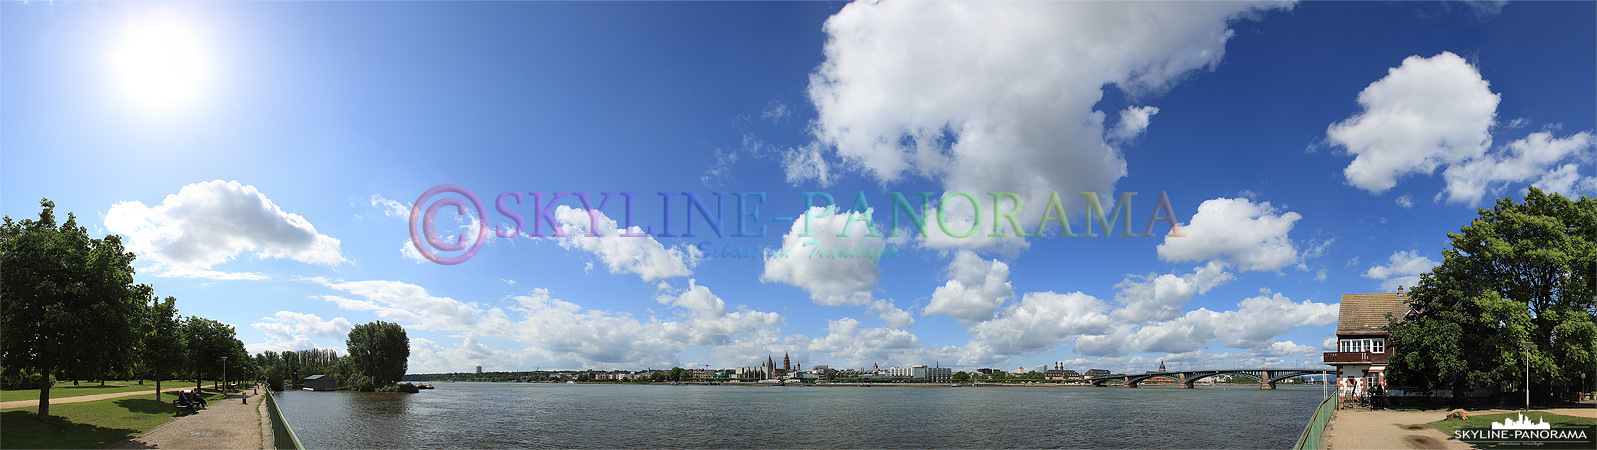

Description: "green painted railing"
1292 395 1336 450
263 389 305 450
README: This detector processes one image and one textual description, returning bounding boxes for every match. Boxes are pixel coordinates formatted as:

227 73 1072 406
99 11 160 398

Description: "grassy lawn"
0 380 178 402
1429 411 1596 435
0 380 224 402
0 389 226 449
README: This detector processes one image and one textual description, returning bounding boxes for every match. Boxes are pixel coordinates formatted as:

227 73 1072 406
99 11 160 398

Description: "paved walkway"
1323 406 1597 449
112 388 266 449
0 386 191 410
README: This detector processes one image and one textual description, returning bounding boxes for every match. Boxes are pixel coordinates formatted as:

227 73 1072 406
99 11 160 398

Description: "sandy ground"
1323 404 1597 450
0 386 190 410
112 388 264 449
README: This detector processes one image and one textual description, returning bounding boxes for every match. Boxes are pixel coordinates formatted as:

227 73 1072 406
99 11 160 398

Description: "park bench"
172 398 195 415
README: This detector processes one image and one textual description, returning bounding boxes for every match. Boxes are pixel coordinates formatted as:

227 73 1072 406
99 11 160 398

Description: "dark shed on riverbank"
304 374 337 391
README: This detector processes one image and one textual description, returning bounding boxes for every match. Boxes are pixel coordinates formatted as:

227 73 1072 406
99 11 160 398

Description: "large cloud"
964 291 1116 357
104 180 345 277
760 206 890 306
923 251 1015 323
1155 198 1302 271
1328 52 1499 194
801 0 1291 250
1111 260 1234 323
1328 52 1596 204
1078 292 1337 357
553 205 697 281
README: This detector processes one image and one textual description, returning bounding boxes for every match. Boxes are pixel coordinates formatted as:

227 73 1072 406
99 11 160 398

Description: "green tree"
668 367 686 382
345 321 410 386
183 316 241 391
1387 188 1596 405
952 371 970 382
1 199 149 420
143 296 186 400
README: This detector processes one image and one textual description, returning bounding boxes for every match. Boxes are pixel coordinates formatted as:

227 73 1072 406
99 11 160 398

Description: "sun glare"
112 8 212 114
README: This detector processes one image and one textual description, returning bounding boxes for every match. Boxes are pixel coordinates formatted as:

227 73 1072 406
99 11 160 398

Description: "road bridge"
1085 368 1327 389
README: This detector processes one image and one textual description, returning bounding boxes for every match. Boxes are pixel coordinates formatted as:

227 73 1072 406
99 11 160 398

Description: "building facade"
1323 290 1408 401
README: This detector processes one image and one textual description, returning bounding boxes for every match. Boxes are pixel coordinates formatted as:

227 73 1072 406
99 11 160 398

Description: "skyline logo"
407 184 1189 265
1492 413 1552 430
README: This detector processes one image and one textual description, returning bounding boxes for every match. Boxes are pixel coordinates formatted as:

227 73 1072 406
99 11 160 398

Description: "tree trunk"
155 378 162 401
37 367 52 420
1451 376 1467 407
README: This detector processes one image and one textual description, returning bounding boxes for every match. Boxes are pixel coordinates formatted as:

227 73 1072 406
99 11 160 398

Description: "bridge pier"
1260 371 1276 389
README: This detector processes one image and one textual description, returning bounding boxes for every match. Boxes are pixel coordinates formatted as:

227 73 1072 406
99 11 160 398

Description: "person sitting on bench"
180 389 207 409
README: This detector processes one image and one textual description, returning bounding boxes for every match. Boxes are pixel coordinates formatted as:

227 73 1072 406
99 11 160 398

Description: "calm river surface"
275 382 1325 448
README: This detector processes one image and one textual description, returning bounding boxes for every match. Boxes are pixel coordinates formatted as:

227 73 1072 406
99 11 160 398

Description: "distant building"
1085 369 1111 377
975 368 993 376
303 374 336 391
1325 289 1409 400
476 366 483 374
1045 362 1075 380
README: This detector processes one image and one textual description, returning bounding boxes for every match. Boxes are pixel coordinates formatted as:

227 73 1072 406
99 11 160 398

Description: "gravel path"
112 388 265 449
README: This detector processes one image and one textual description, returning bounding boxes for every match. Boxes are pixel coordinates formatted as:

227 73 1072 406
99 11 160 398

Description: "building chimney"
1396 285 1404 295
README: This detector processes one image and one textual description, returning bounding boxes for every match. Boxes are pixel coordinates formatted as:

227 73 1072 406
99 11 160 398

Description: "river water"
274 382 1325 448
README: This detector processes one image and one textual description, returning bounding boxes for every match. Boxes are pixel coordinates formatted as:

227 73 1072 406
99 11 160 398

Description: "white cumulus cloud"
1328 52 1499 194
246 311 354 353
553 205 697 281
1362 250 1439 292
802 0 1291 250
1155 198 1302 272
1328 52 1596 204
104 180 346 276
317 278 784 371
761 206 891 307
1111 260 1234 323
1441 131 1596 204
924 251 1015 324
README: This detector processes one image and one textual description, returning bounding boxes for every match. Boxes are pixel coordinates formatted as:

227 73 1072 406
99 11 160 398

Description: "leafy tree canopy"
1 199 148 419
346 320 410 386
1387 188 1596 403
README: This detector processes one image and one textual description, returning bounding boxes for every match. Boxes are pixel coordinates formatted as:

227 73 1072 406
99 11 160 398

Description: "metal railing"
1292 395 1337 450
262 388 305 450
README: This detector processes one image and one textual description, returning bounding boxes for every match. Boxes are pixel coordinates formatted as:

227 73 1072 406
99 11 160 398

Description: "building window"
1339 338 1386 353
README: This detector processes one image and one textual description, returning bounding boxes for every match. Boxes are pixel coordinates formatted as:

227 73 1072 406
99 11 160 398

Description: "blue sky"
4 1 1593 374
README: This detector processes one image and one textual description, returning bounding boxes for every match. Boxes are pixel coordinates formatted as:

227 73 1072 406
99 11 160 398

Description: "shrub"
346 374 376 392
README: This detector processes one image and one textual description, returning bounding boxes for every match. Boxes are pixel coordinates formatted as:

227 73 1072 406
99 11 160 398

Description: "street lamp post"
1521 341 1532 411
221 356 228 399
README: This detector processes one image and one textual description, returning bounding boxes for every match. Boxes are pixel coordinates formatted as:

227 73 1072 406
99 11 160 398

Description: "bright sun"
112 8 211 114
